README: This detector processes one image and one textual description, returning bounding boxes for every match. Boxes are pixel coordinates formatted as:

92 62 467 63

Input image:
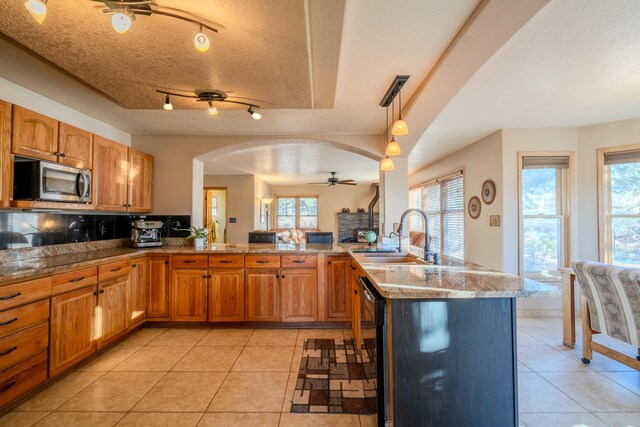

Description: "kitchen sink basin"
363 255 424 264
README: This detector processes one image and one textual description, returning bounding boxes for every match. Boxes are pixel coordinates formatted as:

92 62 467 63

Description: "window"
409 171 464 259
211 196 217 217
599 147 640 266
275 196 318 229
519 154 571 279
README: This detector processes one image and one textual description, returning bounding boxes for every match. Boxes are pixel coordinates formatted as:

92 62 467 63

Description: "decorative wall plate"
481 180 496 205
468 196 481 219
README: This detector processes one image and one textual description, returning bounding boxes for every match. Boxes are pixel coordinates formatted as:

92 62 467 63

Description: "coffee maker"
130 219 163 248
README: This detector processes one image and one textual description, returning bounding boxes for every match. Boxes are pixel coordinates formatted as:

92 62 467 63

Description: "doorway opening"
203 187 228 243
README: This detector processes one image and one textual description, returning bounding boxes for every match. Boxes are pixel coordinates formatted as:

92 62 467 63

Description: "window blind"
522 156 570 169
604 150 640 165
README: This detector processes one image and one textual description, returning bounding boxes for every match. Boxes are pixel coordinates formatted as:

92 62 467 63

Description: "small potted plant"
173 225 209 248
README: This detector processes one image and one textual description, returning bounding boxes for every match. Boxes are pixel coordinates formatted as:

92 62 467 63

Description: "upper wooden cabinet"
326 256 351 320
128 148 153 212
58 123 92 169
93 135 129 212
0 101 11 208
12 106 59 162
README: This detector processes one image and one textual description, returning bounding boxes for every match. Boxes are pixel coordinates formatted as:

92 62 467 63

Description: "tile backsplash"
0 212 190 250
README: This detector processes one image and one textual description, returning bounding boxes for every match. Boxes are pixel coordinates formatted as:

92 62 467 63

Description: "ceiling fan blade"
339 182 358 186
338 179 355 183
307 182 328 185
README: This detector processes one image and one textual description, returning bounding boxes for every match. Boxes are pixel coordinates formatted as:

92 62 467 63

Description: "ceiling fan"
308 172 357 186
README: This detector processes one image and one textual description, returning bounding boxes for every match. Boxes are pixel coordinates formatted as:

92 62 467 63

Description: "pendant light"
163 94 173 111
24 0 47 25
381 106 395 171
391 89 409 136
385 102 402 156
194 26 210 53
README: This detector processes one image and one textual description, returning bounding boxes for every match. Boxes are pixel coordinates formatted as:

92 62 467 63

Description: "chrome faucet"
397 208 437 263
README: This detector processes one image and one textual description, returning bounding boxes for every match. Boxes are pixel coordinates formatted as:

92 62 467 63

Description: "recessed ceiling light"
111 12 132 34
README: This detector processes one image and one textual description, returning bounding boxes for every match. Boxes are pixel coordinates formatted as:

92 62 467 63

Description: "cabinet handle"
202 275 207 279
292 260 305 264
99 289 105 294
275 274 279 278
183 260 196 263
0 318 18 327
59 153 66 158
208 275 212 279
94 291 99 296
354 290 358 295
219 260 233 263
53 151 59 156
328 261 332 265
0 292 21 301
69 276 85 283
132 264 137 268
281 274 286 278
256 260 269 264
165 261 169 265
110 267 122 272
0 346 17 357
0 381 16 394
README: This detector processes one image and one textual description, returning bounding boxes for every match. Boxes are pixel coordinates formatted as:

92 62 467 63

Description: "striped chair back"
572 260 640 347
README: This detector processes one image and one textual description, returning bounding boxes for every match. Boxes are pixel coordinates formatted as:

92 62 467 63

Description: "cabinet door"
97 276 129 349
128 257 147 328
50 285 96 376
327 256 351 319
0 101 10 208
11 106 59 162
127 148 153 213
245 269 279 322
280 269 318 322
147 256 170 319
351 271 361 351
171 270 208 321
58 123 92 169
209 269 244 322
93 135 128 211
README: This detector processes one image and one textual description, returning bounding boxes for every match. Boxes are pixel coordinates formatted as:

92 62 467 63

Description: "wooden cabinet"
209 269 244 322
127 148 153 213
58 123 92 169
327 256 351 319
0 352 47 410
97 276 129 349
93 135 129 211
280 269 318 322
147 256 170 319
50 285 96 376
245 269 279 322
0 101 11 208
128 257 147 328
11 106 58 162
351 270 361 350
171 270 208 322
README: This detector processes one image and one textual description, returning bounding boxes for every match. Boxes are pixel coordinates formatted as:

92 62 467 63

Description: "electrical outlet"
489 215 501 227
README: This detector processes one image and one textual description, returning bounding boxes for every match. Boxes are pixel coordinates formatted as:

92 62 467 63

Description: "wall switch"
229 218 237 223
489 215 501 227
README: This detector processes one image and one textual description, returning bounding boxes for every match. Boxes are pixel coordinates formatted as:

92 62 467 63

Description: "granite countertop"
0 243 354 285
350 251 561 299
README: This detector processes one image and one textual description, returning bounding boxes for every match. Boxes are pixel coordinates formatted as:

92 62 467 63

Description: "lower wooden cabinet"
209 269 245 322
0 351 48 409
50 285 96 377
147 256 170 319
171 269 208 322
245 269 279 322
97 276 129 349
351 269 362 351
327 256 351 319
128 257 147 328
280 269 318 322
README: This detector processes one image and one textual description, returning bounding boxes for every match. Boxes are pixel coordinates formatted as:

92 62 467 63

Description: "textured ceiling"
203 141 379 185
409 0 640 172
0 0 315 110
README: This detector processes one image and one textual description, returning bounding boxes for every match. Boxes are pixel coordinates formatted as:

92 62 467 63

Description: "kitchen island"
349 251 559 427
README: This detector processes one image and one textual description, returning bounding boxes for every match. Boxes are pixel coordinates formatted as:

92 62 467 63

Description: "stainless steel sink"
363 255 423 264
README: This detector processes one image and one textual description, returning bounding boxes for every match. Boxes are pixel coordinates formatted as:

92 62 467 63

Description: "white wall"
254 177 272 231
203 174 255 243
270 184 378 235
379 157 409 236
410 131 504 271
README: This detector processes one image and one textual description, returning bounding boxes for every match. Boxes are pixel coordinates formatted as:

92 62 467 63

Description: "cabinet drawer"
0 277 51 312
0 322 48 371
98 259 132 281
52 266 98 295
282 255 317 268
245 255 281 269
0 351 47 409
0 300 49 339
172 255 208 269
209 255 244 268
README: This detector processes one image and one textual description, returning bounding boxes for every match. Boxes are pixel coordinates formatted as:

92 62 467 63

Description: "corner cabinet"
0 101 11 207
128 148 153 212
93 136 129 211
11 106 59 162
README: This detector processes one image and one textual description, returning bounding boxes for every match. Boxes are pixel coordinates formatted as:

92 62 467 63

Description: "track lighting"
111 11 132 34
386 136 401 156
163 95 173 111
248 107 262 120
194 26 210 53
391 90 409 136
207 101 218 116
24 0 47 25
380 155 395 171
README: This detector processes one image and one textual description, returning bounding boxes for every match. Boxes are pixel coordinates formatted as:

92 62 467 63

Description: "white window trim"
274 195 319 230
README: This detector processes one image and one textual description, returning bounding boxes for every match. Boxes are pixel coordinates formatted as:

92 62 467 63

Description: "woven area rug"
290 338 377 414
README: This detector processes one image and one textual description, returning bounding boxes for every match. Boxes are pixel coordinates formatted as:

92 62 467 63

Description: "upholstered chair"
572 260 640 369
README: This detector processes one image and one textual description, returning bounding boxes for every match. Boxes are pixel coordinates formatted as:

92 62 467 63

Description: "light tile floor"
1 319 638 426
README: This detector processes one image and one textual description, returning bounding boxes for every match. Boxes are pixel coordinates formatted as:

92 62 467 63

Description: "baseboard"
517 309 563 318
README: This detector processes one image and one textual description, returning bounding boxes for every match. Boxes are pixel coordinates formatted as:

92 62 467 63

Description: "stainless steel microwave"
13 158 92 203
